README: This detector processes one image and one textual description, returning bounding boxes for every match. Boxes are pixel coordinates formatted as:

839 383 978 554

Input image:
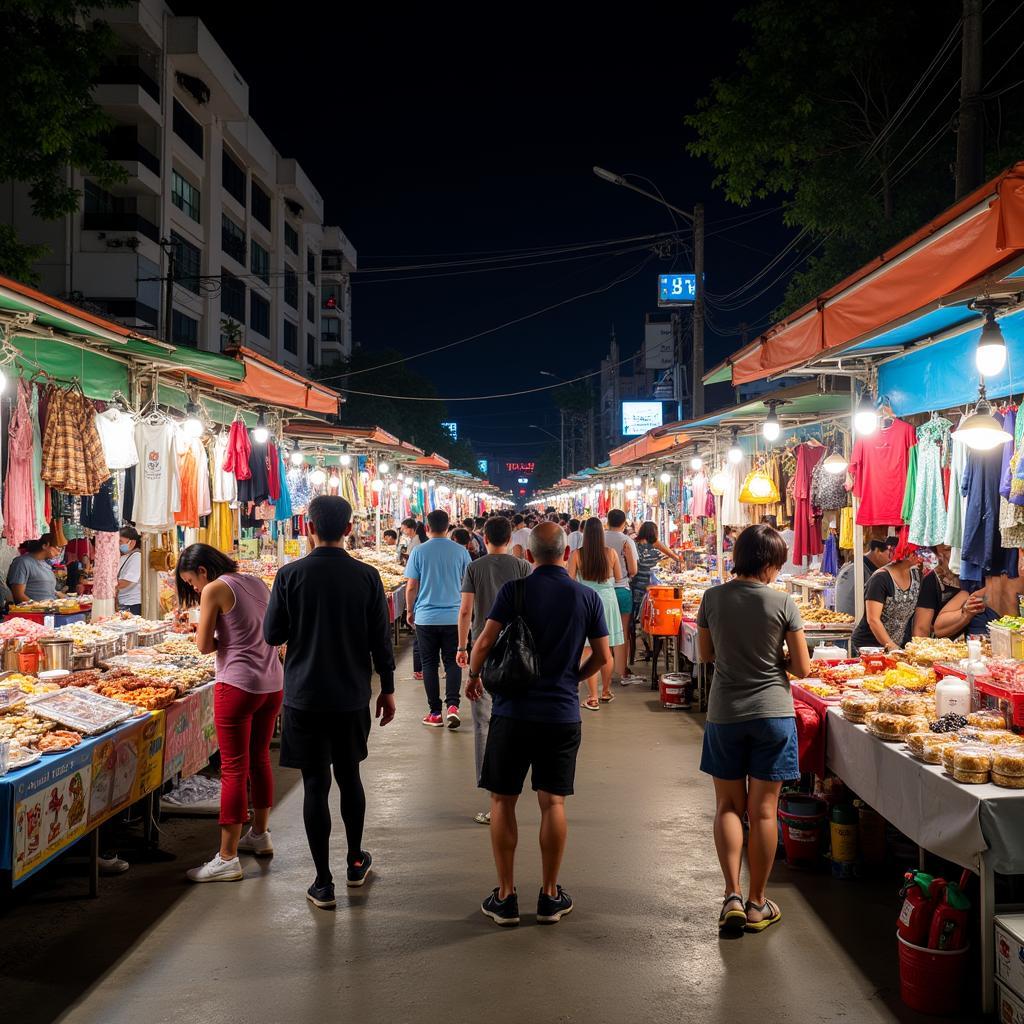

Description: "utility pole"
160 237 176 343
692 202 705 418
955 0 984 199
559 408 565 479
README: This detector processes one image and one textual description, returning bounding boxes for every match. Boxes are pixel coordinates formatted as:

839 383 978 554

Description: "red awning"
727 161 1024 385
608 429 691 467
410 453 450 470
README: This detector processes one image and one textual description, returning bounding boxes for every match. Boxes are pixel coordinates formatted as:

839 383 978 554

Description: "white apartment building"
0 1 355 372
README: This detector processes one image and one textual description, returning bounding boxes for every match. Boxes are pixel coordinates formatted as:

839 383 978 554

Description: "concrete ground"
1 646 986 1024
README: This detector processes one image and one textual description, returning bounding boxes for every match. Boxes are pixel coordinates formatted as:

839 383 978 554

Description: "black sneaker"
481 887 520 926
306 881 336 909
537 886 574 924
347 851 373 888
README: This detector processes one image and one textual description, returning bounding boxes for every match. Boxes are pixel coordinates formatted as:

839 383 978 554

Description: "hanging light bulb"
309 460 327 487
388 482 398 494
290 438 304 467
253 409 269 444
854 391 878 435
689 455 703 471
763 404 781 442
339 450 352 467
659 471 671 484
823 452 848 474
646 486 658 498
976 306 1007 377
709 469 729 495
626 489 637 500
378 461 390 475
397 473 405 481
328 471 340 488
370 478 383 492
428 478 436 487
727 428 743 464
182 400 203 438
0 365 7 394
952 385 1014 450
632 476 642 487
401 487 410 498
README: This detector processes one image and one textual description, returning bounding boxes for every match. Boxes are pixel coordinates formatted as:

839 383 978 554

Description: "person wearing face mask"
116 527 143 614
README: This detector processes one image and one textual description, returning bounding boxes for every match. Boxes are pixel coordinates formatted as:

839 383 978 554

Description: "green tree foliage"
0 1 129 281
686 0 1024 315
314 351 482 474
531 440 563 490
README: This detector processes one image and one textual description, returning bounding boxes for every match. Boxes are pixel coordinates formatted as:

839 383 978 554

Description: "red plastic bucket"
659 673 690 709
777 794 827 867
897 933 969 1015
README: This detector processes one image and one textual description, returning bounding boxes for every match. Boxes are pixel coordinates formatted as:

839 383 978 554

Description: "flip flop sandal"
599 693 616 703
581 699 601 711
744 898 782 932
719 893 746 934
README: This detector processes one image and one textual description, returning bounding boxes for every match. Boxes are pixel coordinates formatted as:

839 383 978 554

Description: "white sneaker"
474 811 491 825
98 855 130 876
237 828 274 857
187 853 243 883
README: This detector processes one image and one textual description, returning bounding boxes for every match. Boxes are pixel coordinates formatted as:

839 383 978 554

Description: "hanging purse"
738 469 781 504
148 531 175 571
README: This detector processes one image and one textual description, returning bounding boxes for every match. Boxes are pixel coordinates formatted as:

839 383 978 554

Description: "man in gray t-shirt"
696 580 804 724
456 517 530 823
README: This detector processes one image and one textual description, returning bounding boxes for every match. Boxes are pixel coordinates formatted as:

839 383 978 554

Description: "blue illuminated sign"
658 273 696 305
477 459 489 475
441 421 458 441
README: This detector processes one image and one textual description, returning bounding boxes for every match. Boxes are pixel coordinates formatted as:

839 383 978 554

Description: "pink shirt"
215 574 284 694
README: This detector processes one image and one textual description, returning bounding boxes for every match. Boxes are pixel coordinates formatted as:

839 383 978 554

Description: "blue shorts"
615 587 633 615
700 717 799 782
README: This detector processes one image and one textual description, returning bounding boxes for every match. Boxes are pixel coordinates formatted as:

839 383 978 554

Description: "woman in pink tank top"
175 543 284 883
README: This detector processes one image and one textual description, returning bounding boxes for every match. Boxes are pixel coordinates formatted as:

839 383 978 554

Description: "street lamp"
593 166 705 418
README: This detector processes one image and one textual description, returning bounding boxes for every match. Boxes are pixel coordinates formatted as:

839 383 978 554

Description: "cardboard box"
996 914 1024 1001
997 980 1024 1024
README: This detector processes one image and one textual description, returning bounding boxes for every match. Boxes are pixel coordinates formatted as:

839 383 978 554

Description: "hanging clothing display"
267 441 280 502
762 453 789 526
839 506 854 549
908 417 952 547
900 446 919 524
222 419 252 481
960 432 1019 583
809 456 848 511
690 470 708 518
945 420 968 575
94 407 139 470
821 533 839 576
174 436 199 528
792 443 825 565
274 447 293 521
4 381 39 547
194 438 212 519
91 531 119 619
238 437 271 506
132 418 180 532
41 387 110 496
200 502 235 554
29 387 47 534
80 478 119 532
719 457 747 528
211 430 237 504
287 465 312 515
849 418 917 526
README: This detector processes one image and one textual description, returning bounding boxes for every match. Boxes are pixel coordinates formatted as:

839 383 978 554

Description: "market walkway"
3 649 980 1024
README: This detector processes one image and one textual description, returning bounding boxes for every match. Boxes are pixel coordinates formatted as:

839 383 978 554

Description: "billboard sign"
441 421 458 441
644 321 674 369
622 401 664 437
658 273 696 305
477 459 488 475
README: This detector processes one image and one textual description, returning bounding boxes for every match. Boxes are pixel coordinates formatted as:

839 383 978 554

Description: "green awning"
11 337 129 399
158 384 256 426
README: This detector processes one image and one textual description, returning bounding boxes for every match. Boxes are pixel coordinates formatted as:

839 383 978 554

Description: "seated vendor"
850 545 925 653
7 534 61 604
932 583 998 639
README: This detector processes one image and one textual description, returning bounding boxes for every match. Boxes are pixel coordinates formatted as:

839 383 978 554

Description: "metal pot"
39 638 74 671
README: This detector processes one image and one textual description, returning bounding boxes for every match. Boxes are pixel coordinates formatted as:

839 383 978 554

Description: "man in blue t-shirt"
405 509 472 729
467 522 610 927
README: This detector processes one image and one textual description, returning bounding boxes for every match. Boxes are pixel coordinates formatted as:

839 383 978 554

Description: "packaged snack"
867 712 919 741
968 709 1006 729
993 749 1024 776
953 746 993 773
953 768 991 784
992 772 1024 789
922 739 957 765
841 692 879 723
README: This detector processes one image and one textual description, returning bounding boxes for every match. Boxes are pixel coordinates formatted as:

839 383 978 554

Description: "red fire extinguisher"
897 871 946 946
927 871 972 951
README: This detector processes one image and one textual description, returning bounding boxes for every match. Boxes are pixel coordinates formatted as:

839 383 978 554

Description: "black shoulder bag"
482 578 540 697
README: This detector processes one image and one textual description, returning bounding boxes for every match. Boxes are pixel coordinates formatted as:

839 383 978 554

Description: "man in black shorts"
467 521 610 926
264 496 397 910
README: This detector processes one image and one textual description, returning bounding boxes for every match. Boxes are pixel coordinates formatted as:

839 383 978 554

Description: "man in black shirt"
264 496 397 909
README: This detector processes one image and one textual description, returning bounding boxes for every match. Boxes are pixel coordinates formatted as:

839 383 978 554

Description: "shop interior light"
378 461 390 475
646 486 658 498
626 489 637 500
689 455 703 471
632 476 642 487
727 428 743 464
309 460 327 487
854 391 878 435
182 401 204 439
823 452 848 474
975 306 1008 377
428 478 436 487
290 438 304 467
328 471 341 488
762 401 781 442
0 366 7 394
370 478 383 492
659 471 672 484
952 385 1014 450
389 482 398 494
397 473 405 481
709 469 729 495
339 448 352 467
253 409 269 444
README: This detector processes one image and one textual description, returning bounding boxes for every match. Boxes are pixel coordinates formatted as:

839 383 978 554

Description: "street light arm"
592 167 695 224
528 424 560 441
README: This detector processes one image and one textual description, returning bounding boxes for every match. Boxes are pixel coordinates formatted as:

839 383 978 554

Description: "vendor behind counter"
7 535 61 603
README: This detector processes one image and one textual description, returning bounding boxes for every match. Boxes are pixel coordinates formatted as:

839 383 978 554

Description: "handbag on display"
738 469 781 505
483 578 540 698
148 532 175 571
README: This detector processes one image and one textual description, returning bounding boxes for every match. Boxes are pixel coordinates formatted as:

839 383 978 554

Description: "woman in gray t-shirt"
696 524 810 936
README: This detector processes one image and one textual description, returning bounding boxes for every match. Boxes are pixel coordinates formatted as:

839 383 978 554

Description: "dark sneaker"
537 886 574 923
347 851 373 888
306 881 336 909
481 887 520 926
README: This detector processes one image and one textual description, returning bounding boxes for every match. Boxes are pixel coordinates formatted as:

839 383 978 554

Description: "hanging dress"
29 387 47 534
908 417 952 547
945 420 969 574
792 443 825 565
4 381 39 548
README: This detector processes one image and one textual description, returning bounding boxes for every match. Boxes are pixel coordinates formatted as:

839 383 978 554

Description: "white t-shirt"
95 408 139 469
511 528 532 554
568 530 584 552
604 530 638 588
212 430 237 504
118 550 142 606
133 420 180 531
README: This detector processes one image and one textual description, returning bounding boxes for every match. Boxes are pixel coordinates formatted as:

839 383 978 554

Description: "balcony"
104 137 161 195
166 17 248 120
82 212 160 244
99 63 160 102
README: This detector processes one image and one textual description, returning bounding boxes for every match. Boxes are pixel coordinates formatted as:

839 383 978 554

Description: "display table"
387 586 406 646
824 707 1024 1012
4 611 89 627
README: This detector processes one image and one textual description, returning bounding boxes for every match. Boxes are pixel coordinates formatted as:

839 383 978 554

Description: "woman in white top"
117 527 143 614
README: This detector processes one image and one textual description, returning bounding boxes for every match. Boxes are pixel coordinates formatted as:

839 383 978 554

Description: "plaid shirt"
41 390 111 496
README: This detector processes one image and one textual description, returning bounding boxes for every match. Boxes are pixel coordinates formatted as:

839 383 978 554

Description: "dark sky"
178 3 793 456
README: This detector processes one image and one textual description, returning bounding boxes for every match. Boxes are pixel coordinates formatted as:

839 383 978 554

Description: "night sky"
177 3 794 456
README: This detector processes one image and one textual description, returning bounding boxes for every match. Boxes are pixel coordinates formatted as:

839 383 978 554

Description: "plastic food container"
38 669 70 686
989 624 1024 660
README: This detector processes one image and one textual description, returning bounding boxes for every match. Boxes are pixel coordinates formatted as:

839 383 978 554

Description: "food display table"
387 586 406 646
824 707 1024 1012
4 611 89 628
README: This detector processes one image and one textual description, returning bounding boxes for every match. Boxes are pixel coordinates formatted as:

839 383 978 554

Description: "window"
283 265 298 309
251 181 271 229
321 318 341 342
250 292 270 337
321 282 342 310
171 170 200 222
221 213 246 265
172 98 203 157
283 319 298 354
307 332 316 365
306 250 316 285
284 222 298 254
172 309 198 347
220 269 246 324
222 148 246 205
250 241 270 283
83 179 116 216
171 231 201 294
322 250 344 272
306 291 315 323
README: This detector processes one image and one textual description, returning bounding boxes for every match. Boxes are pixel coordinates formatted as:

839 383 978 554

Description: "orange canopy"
608 428 691 467
410 453 450 470
190 346 341 415
726 162 1024 385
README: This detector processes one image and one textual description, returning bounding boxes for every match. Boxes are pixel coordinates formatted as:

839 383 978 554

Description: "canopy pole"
852 384 865 630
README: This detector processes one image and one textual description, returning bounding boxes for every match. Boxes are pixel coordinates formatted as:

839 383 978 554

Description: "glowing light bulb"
659 472 671 484
689 456 703 471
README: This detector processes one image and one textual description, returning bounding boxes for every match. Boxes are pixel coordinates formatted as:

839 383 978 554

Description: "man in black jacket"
264 496 397 909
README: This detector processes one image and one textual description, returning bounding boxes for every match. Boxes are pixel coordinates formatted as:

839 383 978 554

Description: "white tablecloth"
826 708 1024 875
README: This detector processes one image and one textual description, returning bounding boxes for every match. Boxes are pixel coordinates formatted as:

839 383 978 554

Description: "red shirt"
849 419 917 526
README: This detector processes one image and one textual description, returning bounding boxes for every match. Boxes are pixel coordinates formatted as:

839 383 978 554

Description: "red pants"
214 683 284 826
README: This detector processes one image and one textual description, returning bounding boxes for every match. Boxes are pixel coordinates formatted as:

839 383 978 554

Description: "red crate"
974 676 1024 727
